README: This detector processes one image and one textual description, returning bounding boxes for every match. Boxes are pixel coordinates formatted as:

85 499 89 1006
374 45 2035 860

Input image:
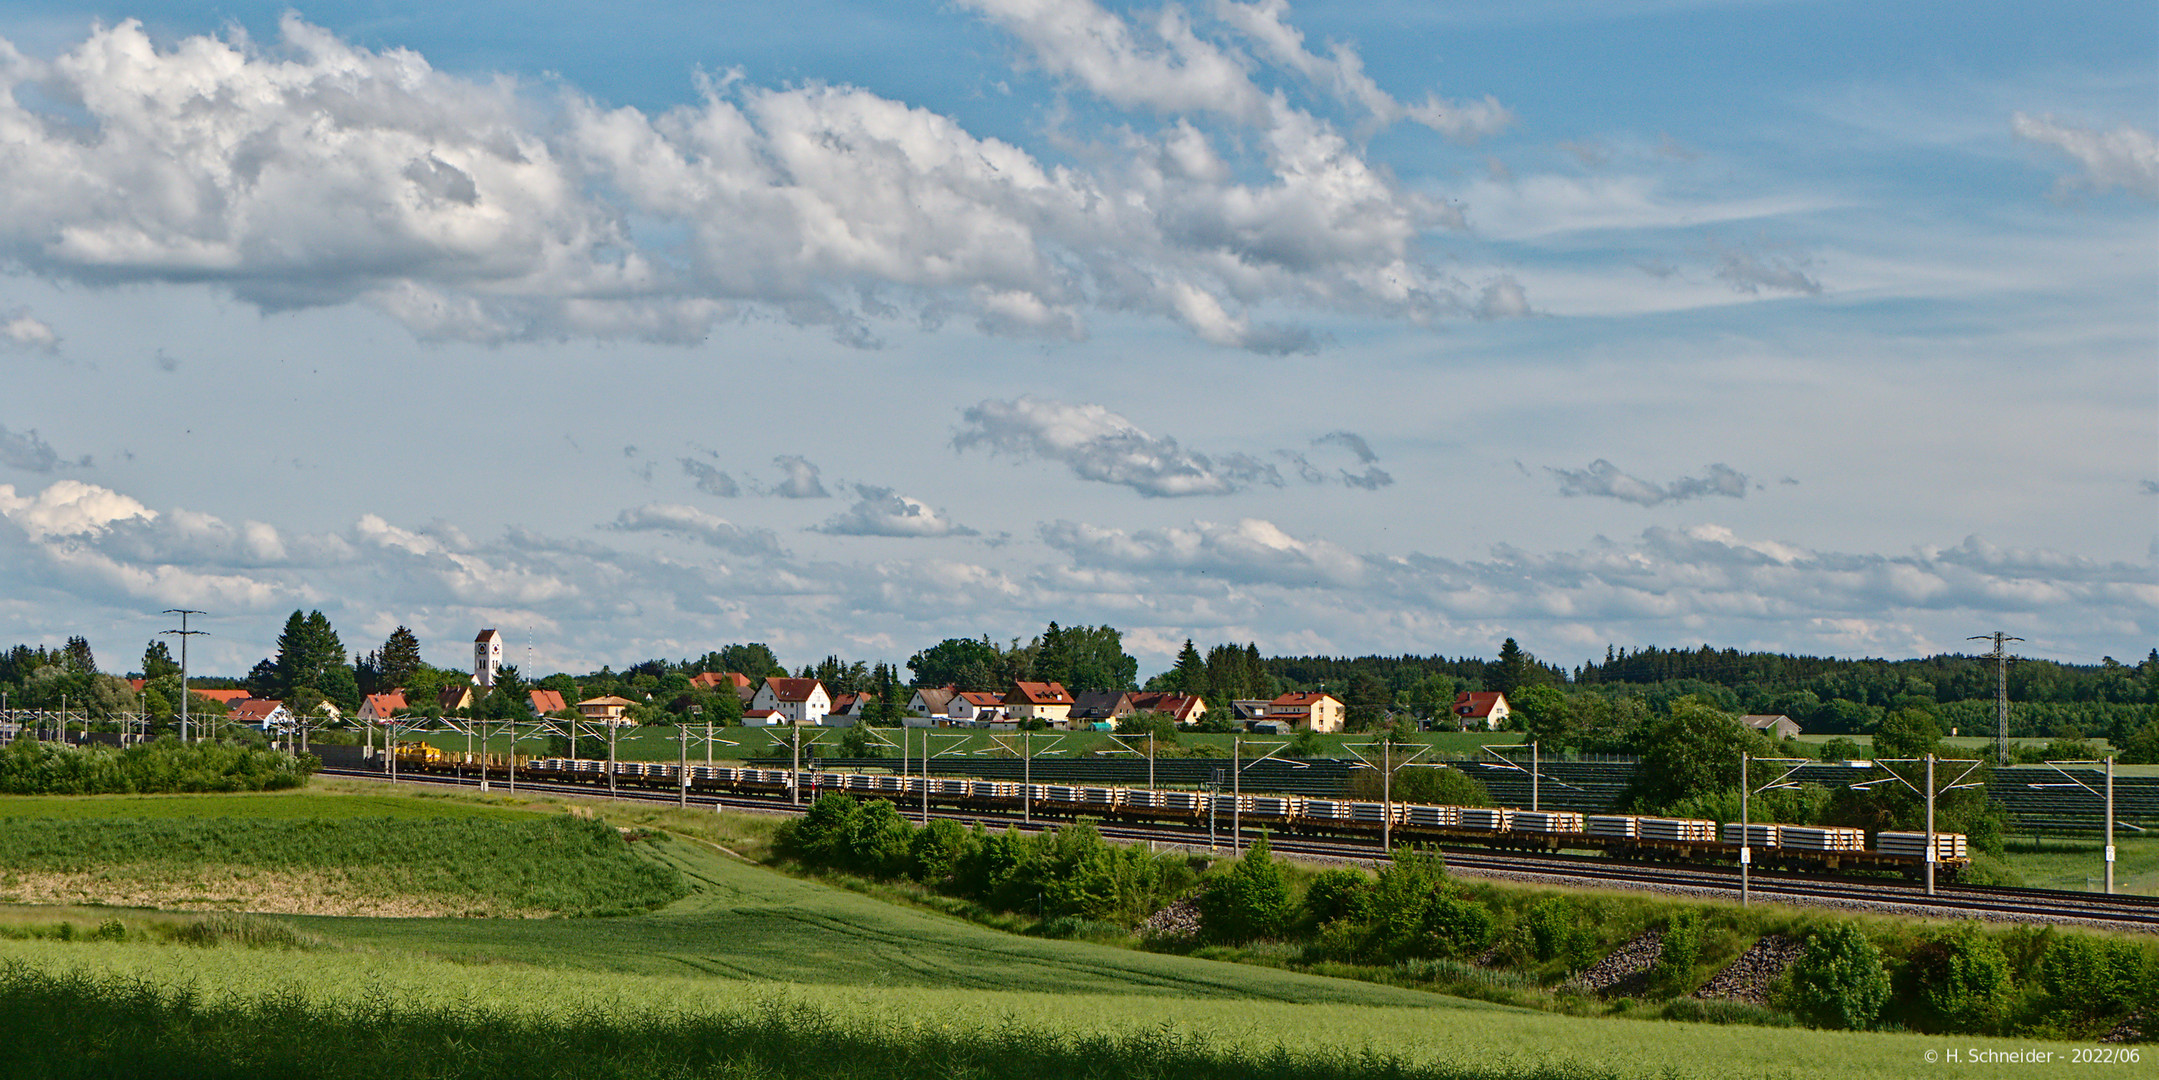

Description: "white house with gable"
751 678 834 725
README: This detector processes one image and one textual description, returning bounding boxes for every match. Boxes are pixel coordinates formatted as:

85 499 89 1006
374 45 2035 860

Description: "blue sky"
0 1 2151 678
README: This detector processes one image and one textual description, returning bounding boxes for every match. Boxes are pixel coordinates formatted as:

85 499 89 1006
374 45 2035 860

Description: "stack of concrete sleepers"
1459 807 1515 833
1080 786 1122 808
1349 801 1396 824
1404 804 1460 828
1210 793 1254 816
967 779 1011 800
1720 822 1781 847
1304 799 1346 820
1125 788 1167 810
1877 832 1968 860
1587 815 1639 838
1044 785 1081 803
1159 790 1202 813
1511 810 1584 834
1247 795 1300 819
1641 817 1718 842
1777 825 1864 852
934 778 969 797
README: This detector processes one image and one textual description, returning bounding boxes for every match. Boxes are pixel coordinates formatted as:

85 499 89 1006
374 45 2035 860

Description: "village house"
576 695 636 726
689 672 756 704
359 692 407 722
1267 691 1346 733
437 685 474 713
1003 681 1074 726
907 686 958 722
527 689 568 718
1742 714 1804 740
1067 690 1135 730
751 677 832 725
948 691 1006 727
228 698 293 732
739 709 784 727
1128 692 1207 726
1451 691 1510 730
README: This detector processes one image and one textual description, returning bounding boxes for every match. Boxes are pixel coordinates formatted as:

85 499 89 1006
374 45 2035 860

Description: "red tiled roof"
744 709 781 720
1453 691 1508 717
1271 691 1337 709
528 689 567 714
957 691 1003 707
362 693 408 716
192 688 254 704
228 698 286 721
128 678 146 692
1006 681 1073 706
761 677 825 703
689 672 751 690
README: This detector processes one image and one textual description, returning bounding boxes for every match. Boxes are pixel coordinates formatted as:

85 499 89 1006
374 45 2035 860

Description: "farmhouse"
1267 691 1345 733
1452 691 1511 731
1004 681 1074 726
576 695 636 726
1742 714 1804 739
752 678 832 725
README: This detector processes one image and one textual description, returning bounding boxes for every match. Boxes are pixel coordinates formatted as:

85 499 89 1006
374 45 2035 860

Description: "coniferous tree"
141 640 180 680
62 636 96 674
377 627 424 688
1170 638 1206 693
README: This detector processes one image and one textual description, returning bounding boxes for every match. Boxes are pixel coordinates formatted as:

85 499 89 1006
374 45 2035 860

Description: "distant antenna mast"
1967 631 2023 764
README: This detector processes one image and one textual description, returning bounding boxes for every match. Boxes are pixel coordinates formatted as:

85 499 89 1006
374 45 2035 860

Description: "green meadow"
0 781 2130 1078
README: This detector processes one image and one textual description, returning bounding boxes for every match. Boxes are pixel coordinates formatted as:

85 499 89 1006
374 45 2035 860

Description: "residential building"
752 678 832 725
192 688 254 706
740 709 784 727
908 686 958 721
1128 692 1207 726
1003 681 1074 726
527 689 568 718
1068 690 1135 730
229 698 293 732
1451 691 1511 730
948 691 1005 726
689 672 756 704
830 692 875 720
358 692 407 722
437 685 474 713
473 629 503 687
1742 714 1804 740
1267 691 1346 733
577 695 636 726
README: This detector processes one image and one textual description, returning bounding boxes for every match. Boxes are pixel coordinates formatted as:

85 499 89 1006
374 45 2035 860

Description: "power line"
161 609 208 744
1967 631 2023 764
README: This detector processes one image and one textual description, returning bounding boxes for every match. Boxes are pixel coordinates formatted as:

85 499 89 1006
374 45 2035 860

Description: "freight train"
390 747 1971 880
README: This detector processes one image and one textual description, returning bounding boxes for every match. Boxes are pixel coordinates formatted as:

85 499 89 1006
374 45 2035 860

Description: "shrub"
1652 911 1704 996
1415 892 1495 960
1905 921 2013 1033
1302 869 1370 924
1515 897 1596 970
1197 834 1294 943
1784 922 1891 1030
2036 934 2149 1028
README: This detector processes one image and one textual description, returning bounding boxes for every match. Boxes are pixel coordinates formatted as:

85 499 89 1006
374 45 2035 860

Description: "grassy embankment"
0 793 684 916
0 780 2136 1078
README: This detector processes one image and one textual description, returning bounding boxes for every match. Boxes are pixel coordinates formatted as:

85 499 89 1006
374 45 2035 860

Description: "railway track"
323 766 2159 930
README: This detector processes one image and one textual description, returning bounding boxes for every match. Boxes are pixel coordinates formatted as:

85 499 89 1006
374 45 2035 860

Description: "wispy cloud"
608 503 784 557
1 312 58 353
2011 113 2159 200
679 457 740 498
1546 460 1748 506
0 425 89 473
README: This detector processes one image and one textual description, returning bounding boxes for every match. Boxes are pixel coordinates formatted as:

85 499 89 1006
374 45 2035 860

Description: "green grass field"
1999 834 2159 894
0 782 2136 1078
0 813 684 917
0 832 2118 1080
0 790 539 820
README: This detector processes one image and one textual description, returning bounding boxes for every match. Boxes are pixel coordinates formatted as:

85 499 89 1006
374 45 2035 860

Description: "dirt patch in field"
0 869 544 918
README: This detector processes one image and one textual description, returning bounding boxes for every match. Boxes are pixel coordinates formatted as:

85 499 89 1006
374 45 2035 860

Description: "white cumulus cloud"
814 486 978 538
609 503 784 557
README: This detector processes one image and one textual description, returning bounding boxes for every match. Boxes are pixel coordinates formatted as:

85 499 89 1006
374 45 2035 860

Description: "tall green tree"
1169 639 1206 693
377 627 424 689
905 636 1001 690
62 636 96 674
715 643 786 679
1625 696 1776 811
1488 637 1529 697
271 610 358 710
140 640 180 680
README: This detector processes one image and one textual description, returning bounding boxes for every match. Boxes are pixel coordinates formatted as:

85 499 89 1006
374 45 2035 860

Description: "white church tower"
473 628 504 687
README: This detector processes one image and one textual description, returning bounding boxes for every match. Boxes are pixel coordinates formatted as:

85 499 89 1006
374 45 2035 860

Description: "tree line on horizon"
2 620 2155 758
